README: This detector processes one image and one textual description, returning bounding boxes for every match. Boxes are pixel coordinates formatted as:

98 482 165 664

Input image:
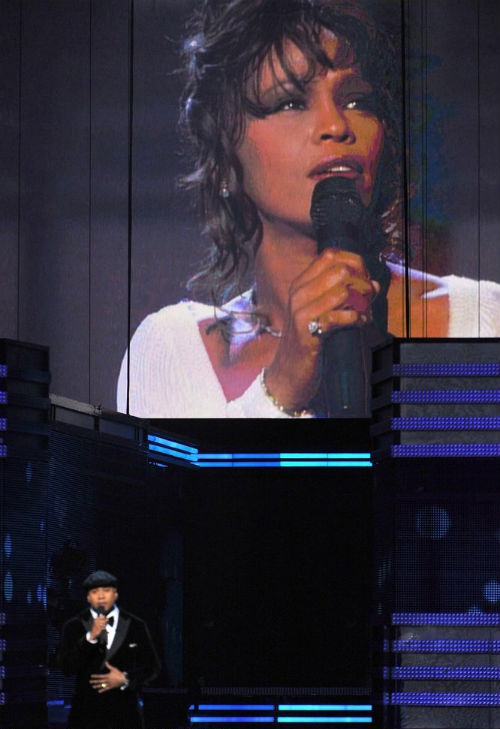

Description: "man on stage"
58 570 160 729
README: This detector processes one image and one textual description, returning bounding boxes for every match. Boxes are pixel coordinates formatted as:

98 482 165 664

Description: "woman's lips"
308 156 363 180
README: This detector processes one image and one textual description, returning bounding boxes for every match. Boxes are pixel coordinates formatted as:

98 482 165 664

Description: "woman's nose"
312 96 354 144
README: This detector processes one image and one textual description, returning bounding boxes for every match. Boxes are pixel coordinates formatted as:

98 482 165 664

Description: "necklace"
216 289 283 339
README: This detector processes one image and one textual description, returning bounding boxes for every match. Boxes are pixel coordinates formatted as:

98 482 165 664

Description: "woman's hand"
264 248 379 411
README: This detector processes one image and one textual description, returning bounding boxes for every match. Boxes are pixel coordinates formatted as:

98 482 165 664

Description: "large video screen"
2 0 499 418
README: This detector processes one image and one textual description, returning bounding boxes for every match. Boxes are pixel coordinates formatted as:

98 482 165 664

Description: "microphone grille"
310 177 365 242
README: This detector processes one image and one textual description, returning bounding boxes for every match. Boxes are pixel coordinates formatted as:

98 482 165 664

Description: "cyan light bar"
148 443 198 462
148 434 198 455
147 433 372 469
278 719 372 724
278 706 372 712
194 453 372 468
280 453 371 460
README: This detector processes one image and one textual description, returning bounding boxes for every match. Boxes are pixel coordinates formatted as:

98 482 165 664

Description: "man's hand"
89 615 108 641
90 662 128 693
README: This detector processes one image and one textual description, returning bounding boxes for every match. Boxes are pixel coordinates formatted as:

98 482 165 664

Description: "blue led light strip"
388 692 500 707
0 418 6 431
390 666 500 680
0 364 7 377
189 704 374 725
392 363 500 376
392 639 500 653
392 612 500 626
0 445 7 458
195 706 275 711
195 454 371 468
392 389 500 403
391 416 500 430
392 444 500 458
147 435 372 468
190 719 274 723
0 391 7 404
149 443 199 462
148 434 198 455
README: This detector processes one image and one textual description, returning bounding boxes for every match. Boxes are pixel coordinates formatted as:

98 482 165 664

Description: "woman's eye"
344 96 374 111
274 97 306 112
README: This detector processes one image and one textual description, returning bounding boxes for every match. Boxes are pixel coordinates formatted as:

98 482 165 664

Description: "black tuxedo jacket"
58 607 160 729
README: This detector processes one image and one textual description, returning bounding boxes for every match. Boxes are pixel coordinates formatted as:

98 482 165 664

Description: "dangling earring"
219 179 230 199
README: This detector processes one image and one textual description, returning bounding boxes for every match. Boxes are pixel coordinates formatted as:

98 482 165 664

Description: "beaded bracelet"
259 369 313 418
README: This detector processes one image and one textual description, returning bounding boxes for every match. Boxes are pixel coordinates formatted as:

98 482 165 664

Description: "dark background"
1 0 499 411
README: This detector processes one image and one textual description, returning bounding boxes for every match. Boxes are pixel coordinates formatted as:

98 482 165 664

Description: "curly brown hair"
180 0 402 304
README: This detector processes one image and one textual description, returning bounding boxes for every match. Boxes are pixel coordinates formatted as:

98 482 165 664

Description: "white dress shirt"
86 606 119 648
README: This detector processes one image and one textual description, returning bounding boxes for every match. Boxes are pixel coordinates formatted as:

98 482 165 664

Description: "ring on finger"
101 683 106 689
307 318 323 336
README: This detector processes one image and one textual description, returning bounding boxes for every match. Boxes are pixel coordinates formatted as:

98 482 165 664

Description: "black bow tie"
107 616 115 627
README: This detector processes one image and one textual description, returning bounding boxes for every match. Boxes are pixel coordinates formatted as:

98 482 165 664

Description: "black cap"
83 570 118 590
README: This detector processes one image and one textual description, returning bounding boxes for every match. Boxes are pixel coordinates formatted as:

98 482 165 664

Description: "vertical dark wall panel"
0 1 21 339
478 0 500 283
18 0 91 400
130 0 199 336
89 0 131 408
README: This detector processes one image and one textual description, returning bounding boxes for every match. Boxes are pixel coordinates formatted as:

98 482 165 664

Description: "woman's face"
237 31 385 238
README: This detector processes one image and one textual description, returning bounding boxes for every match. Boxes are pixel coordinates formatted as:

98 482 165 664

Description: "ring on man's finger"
101 683 106 689
307 319 323 336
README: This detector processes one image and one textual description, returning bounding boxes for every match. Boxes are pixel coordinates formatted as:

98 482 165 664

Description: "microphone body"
96 605 108 647
310 177 389 417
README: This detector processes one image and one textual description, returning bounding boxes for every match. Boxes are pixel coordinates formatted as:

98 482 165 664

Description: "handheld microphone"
96 605 108 647
310 176 383 417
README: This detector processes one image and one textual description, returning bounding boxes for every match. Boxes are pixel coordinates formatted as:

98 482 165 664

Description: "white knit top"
116 275 500 418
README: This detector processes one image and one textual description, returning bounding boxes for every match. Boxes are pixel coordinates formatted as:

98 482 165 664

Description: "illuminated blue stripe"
148 444 198 461
391 666 500 680
392 612 500 626
148 434 198 454
282 461 371 468
278 706 372 712
393 363 500 376
392 443 500 457
280 453 371 460
392 639 500 652
278 719 372 724
392 416 500 430
0 364 7 376
388 692 500 706
194 460 370 468
196 705 275 711
392 389 500 403
190 719 274 723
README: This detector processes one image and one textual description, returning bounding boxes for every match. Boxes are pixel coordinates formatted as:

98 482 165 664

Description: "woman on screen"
117 0 500 418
